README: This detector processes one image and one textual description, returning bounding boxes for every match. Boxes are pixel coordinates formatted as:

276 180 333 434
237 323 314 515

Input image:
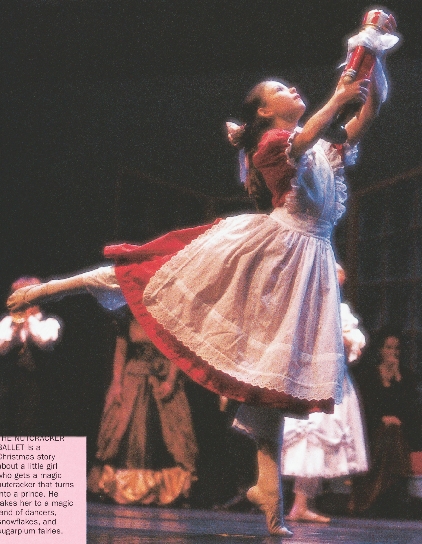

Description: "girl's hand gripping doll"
324 8 400 143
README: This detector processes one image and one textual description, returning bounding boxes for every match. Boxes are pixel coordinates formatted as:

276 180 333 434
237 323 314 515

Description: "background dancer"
350 326 422 517
0 276 62 435
88 308 198 506
281 264 367 523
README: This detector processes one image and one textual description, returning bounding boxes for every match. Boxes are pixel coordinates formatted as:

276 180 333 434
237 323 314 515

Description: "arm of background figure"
382 415 402 426
105 335 127 406
154 360 180 401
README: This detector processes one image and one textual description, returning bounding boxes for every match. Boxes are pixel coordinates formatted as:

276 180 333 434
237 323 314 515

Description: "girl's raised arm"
344 77 382 146
290 77 369 159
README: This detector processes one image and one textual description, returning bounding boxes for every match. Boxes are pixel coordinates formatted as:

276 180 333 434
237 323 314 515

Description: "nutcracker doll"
324 8 400 143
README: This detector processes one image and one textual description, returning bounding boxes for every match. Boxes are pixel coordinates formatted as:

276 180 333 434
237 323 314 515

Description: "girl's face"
380 336 400 363
258 81 306 125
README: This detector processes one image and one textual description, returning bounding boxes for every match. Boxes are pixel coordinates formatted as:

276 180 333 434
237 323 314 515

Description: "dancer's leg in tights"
286 477 330 523
233 405 292 537
7 266 124 312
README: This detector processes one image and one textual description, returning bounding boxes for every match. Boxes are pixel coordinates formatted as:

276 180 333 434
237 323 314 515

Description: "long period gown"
88 317 198 506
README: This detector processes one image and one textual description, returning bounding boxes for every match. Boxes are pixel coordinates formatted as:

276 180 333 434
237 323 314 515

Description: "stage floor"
87 501 422 543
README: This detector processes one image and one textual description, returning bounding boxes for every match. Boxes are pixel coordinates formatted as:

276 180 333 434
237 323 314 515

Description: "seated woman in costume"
349 326 422 516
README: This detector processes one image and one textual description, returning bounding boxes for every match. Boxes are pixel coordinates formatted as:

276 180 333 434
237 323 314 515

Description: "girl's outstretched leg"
8 277 85 309
7 266 122 311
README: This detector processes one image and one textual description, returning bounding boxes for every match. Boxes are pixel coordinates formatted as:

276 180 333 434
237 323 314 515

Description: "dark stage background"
2 1 422 503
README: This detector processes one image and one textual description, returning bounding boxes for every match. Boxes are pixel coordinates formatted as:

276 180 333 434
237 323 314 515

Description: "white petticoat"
143 205 345 404
281 372 368 478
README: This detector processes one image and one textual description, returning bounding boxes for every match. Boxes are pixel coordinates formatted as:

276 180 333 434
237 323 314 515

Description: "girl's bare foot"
286 508 331 523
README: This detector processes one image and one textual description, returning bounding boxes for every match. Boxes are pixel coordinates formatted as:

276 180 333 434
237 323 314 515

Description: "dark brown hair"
237 81 274 211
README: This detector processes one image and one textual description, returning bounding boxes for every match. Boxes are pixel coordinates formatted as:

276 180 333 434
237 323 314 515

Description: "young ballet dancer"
8 65 385 535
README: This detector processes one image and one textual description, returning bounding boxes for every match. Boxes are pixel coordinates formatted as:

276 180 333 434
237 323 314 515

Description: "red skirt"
104 223 333 415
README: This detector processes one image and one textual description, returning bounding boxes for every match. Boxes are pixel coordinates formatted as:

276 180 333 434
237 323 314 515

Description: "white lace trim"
321 140 347 224
284 128 313 215
144 214 345 404
148 291 345 403
284 129 358 224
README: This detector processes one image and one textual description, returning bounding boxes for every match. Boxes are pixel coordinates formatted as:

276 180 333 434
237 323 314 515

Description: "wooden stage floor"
87 501 422 543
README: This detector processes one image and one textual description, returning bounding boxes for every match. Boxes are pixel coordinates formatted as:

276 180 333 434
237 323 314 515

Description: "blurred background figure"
0 276 62 435
87 308 198 507
281 264 368 522
350 326 422 517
